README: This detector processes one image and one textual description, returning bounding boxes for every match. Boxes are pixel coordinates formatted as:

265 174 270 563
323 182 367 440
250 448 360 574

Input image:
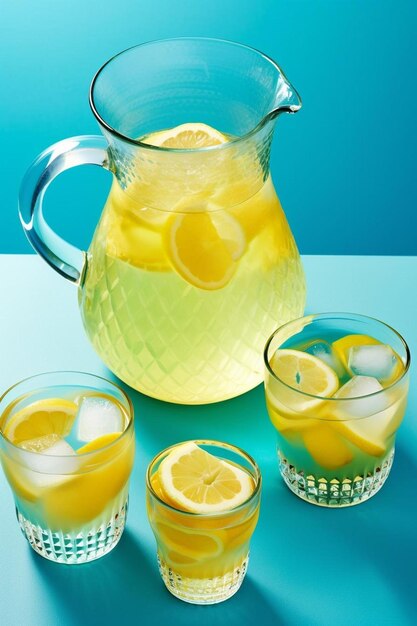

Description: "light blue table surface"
0 254 416 626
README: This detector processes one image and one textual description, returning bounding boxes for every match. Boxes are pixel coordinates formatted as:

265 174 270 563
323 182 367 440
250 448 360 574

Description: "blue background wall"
1 0 416 255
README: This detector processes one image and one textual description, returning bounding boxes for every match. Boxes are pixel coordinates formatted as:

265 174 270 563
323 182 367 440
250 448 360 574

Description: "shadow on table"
32 528 284 626
260 442 417 625
114 379 270 459
353 443 417 624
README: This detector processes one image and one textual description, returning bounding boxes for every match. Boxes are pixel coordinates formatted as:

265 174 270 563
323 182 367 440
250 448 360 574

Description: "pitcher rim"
89 36 300 153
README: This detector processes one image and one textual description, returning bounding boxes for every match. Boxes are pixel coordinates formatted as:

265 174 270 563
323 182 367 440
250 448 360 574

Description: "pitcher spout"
269 76 302 118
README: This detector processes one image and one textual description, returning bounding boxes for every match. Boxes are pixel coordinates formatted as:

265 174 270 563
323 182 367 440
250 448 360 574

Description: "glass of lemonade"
264 313 410 507
146 440 261 604
0 372 135 563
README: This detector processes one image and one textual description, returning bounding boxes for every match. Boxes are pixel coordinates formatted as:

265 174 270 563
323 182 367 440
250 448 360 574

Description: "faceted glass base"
157 553 249 604
278 450 394 507
17 498 128 564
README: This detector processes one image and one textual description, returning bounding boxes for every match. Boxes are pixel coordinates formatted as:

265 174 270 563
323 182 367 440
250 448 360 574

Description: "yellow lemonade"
146 441 261 604
0 377 134 563
80 123 305 404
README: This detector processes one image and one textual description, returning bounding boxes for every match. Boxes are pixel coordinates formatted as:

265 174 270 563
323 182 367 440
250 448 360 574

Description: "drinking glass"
0 372 135 563
146 440 261 604
264 313 410 506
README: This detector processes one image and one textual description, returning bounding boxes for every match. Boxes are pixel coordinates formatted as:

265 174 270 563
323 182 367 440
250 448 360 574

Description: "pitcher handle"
19 135 109 283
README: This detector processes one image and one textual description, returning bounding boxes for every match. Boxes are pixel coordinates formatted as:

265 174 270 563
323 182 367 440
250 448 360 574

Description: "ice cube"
304 340 346 379
21 439 77 489
73 396 123 443
348 344 400 382
332 376 401 456
334 375 387 418
43 439 76 457
336 375 383 398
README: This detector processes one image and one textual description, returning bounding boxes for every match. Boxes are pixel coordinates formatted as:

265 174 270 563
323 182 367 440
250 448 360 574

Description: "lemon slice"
156 521 223 560
329 376 392 457
334 421 387 457
165 210 246 290
106 208 170 271
3 398 78 445
110 182 170 233
150 469 165 499
143 123 227 149
303 424 354 469
19 433 62 452
332 334 380 369
269 349 339 397
150 470 181 510
77 432 122 454
265 397 313 434
158 442 254 514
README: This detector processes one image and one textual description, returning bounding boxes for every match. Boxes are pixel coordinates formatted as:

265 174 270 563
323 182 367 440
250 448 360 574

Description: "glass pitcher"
19 38 306 404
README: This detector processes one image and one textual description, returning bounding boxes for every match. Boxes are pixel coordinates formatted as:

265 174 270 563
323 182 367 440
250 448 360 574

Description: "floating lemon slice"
269 349 339 398
19 433 62 452
303 424 354 470
265 398 313 435
332 334 380 370
3 399 77 445
165 210 246 290
156 521 223 561
109 182 170 233
334 420 386 457
77 432 122 455
158 442 254 514
329 377 391 457
143 122 227 149
150 469 166 499
106 209 170 272
150 470 180 509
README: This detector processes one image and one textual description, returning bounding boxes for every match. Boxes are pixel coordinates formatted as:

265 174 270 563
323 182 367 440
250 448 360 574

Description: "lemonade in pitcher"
19 39 306 404
81 123 305 404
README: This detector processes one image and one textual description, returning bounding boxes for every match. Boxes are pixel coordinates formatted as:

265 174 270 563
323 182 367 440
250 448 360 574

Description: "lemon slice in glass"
158 442 254 514
143 122 227 149
105 208 170 272
156 521 223 560
302 424 354 469
76 432 122 455
3 398 78 445
165 210 246 290
269 349 339 398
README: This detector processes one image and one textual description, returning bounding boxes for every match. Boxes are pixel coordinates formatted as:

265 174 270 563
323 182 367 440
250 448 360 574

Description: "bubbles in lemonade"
80 123 306 404
265 331 408 506
0 387 134 536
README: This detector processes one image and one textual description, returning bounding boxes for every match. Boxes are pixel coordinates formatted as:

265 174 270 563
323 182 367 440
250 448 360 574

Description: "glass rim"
0 370 134 459
89 36 300 153
146 439 262 518
264 312 411 402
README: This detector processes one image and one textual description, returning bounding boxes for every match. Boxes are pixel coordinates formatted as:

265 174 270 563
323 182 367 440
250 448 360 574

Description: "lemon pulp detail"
158 442 254 514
